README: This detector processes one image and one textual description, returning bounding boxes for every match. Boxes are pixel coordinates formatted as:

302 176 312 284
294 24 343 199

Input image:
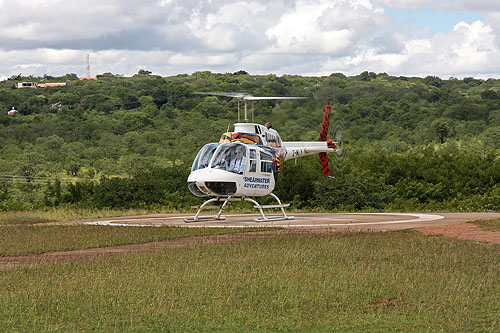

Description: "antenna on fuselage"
237 100 240 122
194 92 307 123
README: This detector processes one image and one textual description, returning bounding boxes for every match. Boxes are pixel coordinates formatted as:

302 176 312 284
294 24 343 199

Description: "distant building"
17 82 37 88
17 82 66 88
79 77 98 80
8 107 18 116
37 82 66 88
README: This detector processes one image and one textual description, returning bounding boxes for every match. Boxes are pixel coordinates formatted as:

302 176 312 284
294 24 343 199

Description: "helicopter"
185 92 343 222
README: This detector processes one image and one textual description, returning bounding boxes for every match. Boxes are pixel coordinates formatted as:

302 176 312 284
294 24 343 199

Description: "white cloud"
265 0 391 55
1 0 500 79
320 20 500 78
374 0 433 10
186 1 270 51
435 1 500 12
167 53 238 66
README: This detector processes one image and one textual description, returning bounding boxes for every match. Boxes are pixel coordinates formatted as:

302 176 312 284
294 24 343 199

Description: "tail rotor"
318 102 344 177
318 102 332 177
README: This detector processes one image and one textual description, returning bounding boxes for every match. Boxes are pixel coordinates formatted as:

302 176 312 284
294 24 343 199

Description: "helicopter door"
249 148 257 173
210 143 248 174
260 151 273 174
241 148 274 196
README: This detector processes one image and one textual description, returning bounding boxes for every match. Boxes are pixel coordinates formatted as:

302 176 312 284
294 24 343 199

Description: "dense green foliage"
1 71 499 211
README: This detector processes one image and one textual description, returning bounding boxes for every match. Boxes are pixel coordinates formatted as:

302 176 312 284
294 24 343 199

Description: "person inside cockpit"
228 146 246 174
222 152 231 170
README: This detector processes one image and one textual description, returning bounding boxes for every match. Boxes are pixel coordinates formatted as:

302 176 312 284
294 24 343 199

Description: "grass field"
1 227 499 331
0 225 266 257
0 208 175 225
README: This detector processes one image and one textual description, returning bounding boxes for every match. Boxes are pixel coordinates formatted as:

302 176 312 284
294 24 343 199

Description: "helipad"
82 212 497 230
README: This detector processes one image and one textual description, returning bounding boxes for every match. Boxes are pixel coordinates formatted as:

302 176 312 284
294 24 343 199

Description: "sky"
1 0 500 79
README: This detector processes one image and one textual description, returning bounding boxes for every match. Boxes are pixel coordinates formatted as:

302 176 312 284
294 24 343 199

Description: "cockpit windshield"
191 143 219 172
211 143 247 174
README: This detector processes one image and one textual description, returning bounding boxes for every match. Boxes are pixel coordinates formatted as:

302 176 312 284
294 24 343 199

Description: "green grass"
1 230 499 331
470 218 500 232
0 208 180 225
0 206 313 225
0 225 267 257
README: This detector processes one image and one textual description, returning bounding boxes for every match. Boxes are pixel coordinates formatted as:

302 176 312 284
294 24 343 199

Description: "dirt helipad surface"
1 212 499 269
83 212 500 230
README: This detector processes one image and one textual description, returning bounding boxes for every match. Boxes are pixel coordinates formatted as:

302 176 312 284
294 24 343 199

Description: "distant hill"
1 71 499 211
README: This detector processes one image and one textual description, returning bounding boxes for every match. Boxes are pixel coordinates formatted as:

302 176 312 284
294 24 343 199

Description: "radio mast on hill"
86 54 91 78
80 54 97 80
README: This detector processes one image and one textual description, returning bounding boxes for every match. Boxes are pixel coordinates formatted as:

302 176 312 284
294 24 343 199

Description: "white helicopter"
185 92 342 222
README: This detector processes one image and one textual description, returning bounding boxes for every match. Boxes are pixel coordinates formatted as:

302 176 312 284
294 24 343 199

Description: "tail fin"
319 102 332 177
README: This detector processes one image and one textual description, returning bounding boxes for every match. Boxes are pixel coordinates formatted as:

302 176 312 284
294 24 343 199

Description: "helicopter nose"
205 181 237 196
188 182 209 197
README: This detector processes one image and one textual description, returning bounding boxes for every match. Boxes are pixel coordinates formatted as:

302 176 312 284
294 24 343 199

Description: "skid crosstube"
183 193 294 222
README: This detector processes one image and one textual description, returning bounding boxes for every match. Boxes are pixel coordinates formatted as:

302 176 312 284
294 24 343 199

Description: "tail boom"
280 101 340 177
281 141 337 161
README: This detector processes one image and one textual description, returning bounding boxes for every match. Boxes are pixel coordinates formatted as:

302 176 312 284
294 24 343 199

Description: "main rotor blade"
194 92 308 101
243 96 308 101
194 92 247 99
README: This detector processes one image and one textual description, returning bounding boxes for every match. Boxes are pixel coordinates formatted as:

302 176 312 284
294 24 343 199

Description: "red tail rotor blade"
319 102 331 141
319 152 330 177
319 102 332 177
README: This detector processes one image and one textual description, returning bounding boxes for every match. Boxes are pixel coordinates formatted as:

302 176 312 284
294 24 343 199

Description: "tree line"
0 71 499 211
1 149 499 212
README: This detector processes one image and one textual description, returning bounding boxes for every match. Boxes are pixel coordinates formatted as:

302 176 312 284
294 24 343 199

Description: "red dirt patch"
418 223 500 244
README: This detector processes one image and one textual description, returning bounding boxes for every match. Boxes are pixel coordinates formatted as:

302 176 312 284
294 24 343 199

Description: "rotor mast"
194 92 307 123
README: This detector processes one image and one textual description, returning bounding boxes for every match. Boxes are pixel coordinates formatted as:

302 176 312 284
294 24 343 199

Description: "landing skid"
184 193 294 223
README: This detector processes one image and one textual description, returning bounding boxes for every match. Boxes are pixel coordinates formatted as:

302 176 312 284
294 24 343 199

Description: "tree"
17 152 45 182
423 75 443 87
431 118 452 143
114 87 140 109
65 155 81 176
137 69 152 75
481 89 498 100
359 71 376 81
481 127 500 149
123 112 153 131
312 171 392 210
192 97 225 118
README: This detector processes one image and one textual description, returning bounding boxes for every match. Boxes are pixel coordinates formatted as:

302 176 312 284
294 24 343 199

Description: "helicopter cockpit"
189 141 277 197
191 143 219 172
191 142 275 175
211 143 247 174
191 143 249 174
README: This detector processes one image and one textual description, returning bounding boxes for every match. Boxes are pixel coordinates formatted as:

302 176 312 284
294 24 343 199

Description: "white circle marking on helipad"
84 213 444 228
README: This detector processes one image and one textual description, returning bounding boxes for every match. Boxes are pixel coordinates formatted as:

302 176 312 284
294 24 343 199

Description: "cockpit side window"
211 143 248 174
191 143 219 172
260 151 273 173
249 148 257 172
